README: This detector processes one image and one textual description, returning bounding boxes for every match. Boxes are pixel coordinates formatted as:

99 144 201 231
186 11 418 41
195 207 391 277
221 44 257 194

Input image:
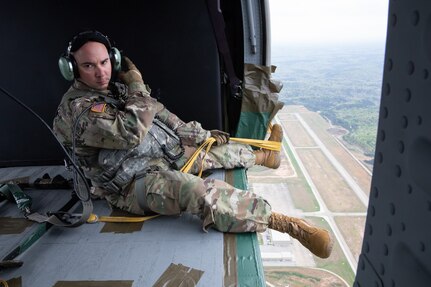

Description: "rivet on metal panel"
404 88 412 102
387 59 393 71
407 61 415 75
391 14 397 27
382 106 389 119
386 224 393 236
377 152 384 164
373 186 380 198
416 116 422 125
383 244 389 256
406 184 412 194
398 141 404 153
419 241 425 252
368 224 374 236
380 130 386 141
394 165 402 177
360 256 366 270
379 263 385 275
422 69 429 79
401 116 408 128
384 83 391 96
389 203 396 215
410 10 420 26
400 222 406 232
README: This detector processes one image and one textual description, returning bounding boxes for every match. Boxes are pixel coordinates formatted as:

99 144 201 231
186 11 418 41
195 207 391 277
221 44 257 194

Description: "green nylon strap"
0 184 32 214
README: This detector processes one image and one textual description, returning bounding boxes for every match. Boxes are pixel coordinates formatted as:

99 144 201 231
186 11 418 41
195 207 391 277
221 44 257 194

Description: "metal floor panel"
2 212 223 286
1 166 225 287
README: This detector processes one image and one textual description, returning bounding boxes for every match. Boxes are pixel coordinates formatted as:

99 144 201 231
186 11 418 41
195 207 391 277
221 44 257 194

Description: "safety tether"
180 137 282 177
87 214 160 223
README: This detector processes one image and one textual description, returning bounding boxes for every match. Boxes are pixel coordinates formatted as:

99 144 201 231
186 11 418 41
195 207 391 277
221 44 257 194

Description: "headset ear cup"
110 47 122 73
58 55 75 81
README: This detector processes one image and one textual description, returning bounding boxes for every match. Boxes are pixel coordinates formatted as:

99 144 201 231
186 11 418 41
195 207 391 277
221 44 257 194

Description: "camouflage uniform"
53 80 271 232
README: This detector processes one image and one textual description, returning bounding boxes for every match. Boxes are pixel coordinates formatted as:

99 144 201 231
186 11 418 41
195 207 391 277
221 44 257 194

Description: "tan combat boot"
254 124 283 169
268 212 334 258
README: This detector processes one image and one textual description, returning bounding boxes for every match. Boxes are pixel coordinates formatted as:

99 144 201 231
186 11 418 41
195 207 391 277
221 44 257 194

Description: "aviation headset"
58 30 122 81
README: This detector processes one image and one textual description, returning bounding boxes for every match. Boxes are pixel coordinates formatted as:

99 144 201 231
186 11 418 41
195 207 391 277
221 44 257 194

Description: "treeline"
284 96 378 156
272 43 385 158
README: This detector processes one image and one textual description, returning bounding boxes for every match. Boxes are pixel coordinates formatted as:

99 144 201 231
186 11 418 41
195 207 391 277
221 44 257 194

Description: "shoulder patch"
91 103 107 113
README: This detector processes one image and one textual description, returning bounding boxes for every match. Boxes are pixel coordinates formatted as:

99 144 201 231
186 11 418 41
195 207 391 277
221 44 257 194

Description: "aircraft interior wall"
0 0 227 167
354 0 431 286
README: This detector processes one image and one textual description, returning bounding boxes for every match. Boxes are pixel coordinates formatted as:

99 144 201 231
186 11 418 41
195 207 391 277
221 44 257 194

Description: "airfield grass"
264 266 348 287
297 148 366 212
281 140 319 212
334 216 367 260
306 217 355 286
301 111 372 196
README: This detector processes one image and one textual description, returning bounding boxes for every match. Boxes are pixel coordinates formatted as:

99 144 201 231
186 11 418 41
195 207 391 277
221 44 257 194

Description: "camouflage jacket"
53 80 210 194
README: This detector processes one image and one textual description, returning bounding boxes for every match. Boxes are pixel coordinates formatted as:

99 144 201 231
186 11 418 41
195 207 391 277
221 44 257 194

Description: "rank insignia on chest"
91 103 107 113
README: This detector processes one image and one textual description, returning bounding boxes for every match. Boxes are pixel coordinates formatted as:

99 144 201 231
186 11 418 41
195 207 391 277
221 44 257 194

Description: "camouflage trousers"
105 142 272 232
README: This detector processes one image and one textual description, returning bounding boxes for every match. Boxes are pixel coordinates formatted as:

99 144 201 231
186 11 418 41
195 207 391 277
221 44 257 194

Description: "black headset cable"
0 85 91 202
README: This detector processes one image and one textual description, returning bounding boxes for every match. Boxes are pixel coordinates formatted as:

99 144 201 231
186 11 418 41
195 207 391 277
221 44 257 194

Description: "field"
264 266 348 287
296 148 366 212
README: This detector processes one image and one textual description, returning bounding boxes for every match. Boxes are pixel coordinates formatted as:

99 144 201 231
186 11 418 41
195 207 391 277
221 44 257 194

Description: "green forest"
272 43 385 156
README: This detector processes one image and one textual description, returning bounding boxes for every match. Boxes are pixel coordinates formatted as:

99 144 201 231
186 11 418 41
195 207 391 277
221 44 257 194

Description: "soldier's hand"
119 57 144 85
210 130 230 145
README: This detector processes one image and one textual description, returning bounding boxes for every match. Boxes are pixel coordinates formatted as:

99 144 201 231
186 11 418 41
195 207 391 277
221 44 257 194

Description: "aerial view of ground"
248 105 371 286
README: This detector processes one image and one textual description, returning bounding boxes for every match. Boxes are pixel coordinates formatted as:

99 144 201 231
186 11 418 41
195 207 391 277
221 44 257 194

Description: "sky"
269 0 389 46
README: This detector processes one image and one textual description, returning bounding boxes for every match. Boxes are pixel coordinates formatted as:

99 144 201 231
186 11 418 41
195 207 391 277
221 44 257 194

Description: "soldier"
53 31 333 258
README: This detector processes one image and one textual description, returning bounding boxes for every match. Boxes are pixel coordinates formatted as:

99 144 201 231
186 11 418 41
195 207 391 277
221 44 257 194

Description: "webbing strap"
181 137 217 176
180 137 282 176
25 176 93 227
206 0 242 99
26 199 93 227
230 137 281 151
87 214 160 223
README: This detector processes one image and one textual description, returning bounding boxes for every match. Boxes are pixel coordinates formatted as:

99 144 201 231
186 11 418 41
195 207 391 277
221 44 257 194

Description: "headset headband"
68 30 112 54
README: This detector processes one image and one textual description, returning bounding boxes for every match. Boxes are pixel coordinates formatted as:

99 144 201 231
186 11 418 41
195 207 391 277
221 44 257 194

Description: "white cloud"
269 0 389 45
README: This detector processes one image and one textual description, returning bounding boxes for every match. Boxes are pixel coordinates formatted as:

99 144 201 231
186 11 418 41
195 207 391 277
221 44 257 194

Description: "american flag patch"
91 103 106 113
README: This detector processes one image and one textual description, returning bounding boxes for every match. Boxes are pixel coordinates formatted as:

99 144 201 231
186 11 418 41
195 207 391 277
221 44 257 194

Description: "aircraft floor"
0 166 224 286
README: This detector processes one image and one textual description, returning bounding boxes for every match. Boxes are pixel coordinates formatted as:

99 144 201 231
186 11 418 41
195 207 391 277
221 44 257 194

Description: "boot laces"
288 220 312 244
270 215 312 244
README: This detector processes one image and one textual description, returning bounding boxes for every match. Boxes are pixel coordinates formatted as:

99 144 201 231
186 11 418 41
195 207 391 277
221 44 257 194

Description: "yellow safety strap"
231 137 281 151
180 136 282 176
87 213 160 223
88 136 281 224
180 137 217 176
268 122 273 133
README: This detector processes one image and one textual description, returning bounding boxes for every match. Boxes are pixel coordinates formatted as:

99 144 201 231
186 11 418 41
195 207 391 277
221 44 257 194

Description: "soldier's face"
73 41 112 90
